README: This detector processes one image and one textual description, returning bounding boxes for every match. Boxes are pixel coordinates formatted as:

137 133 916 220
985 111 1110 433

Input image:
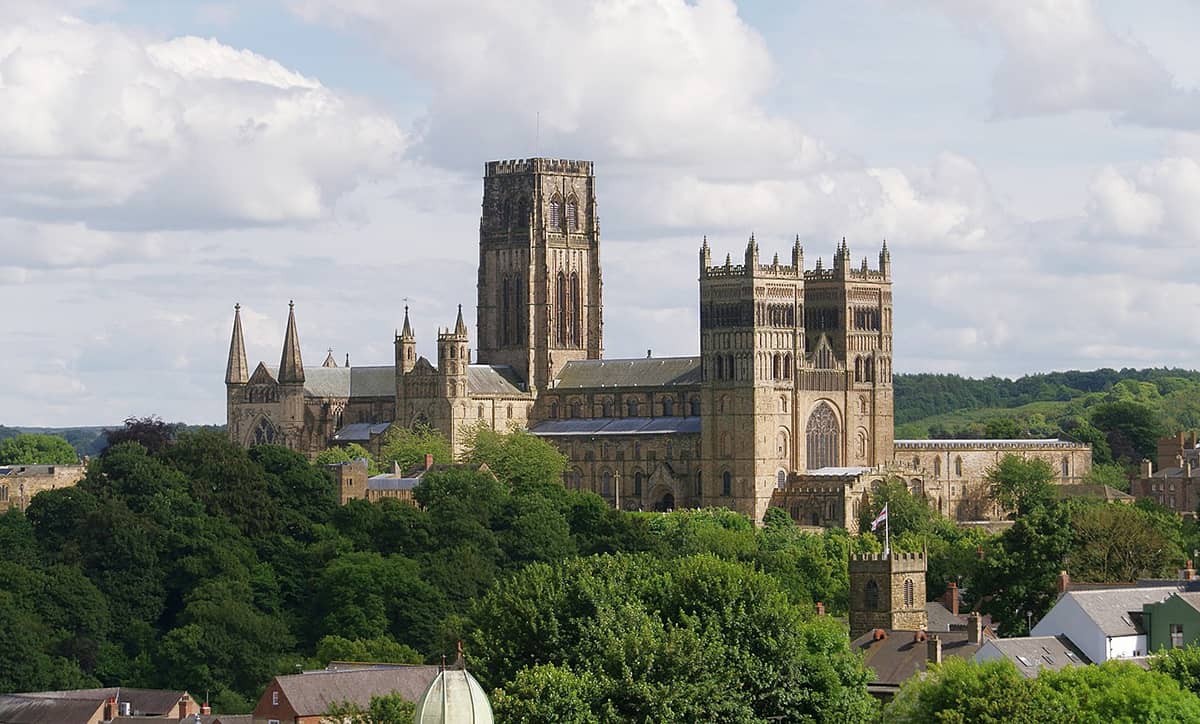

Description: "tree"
1082 462 1130 491
462 426 568 486
975 503 1072 635
984 418 1023 440
986 455 1055 516
1151 644 1200 696
314 635 422 667
323 693 416 723
860 478 934 539
377 425 452 473
0 433 78 465
102 416 182 456
314 443 375 470
1066 501 1183 582
1090 400 1164 463
887 658 1039 723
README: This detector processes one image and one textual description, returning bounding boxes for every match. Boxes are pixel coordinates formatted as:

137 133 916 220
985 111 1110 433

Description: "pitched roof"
529 417 701 437
332 422 393 442
980 635 1090 678
467 365 526 396
553 356 701 389
0 687 190 723
850 630 984 690
274 666 442 715
266 366 394 399
1055 484 1135 503
924 602 992 633
1060 587 1178 637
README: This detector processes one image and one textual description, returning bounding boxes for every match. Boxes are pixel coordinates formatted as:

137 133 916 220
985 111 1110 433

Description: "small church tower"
396 306 417 374
439 305 470 399
848 552 928 639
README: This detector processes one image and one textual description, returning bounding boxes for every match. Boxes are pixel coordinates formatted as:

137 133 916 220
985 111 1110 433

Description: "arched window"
572 468 583 489
855 357 863 382
911 479 924 497
690 397 701 416
662 397 675 416
550 401 559 419
601 470 612 495
776 428 789 457
507 404 513 419
780 396 788 413
773 354 781 380
720 432 732 457
571 401 582 418
776 470 787 488
912 455 920 469
565 195 579 230
627 399 639 417
252 417 277 446
904 578 914 607
555 271 567 346
477 404 485 419
865 579 880 610
934 457 942 478
634 472 643 496
722 471 732 497
805 402 840 470
569 272 581 347
602 398 613 417
695 471 703 497
1061 457 1070 478
0 485 7 502
548 194 563 230
955 456 963 477
783 354 792 379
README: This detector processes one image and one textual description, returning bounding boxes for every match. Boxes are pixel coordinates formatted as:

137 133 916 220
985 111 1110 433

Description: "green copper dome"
413 666 493 724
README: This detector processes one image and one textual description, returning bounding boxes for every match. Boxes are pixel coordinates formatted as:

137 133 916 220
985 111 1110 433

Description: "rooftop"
981 635 1091 678
529 416 701 437
272 665 442 716
895 439 1087 449
553 356 701 390
1051 587 1180 637
851 630 985 691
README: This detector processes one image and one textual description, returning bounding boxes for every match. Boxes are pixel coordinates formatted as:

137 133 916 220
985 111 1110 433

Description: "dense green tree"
463 426 568 486
887 658 1040 723
163 430 278 538
377 425 452 473
1090 400 1164 462
0 433 78 465
986 455 1056 515
1151 645 1200 695
469 553 877 722
323 693 416 723
984 417 1023 439
860 478 935 539
313 635 422 666
1082 461 1130 491
1066 500 1184 582
313 442 374 468
975 503 1072 635
102 416 182 456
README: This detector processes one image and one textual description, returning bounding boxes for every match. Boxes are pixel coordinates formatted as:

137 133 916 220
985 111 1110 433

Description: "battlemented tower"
698 236 893 521
848 552 928 638
475 158 603 391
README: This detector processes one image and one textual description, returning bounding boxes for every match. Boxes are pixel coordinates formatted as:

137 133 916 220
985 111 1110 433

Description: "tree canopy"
0 433 79 465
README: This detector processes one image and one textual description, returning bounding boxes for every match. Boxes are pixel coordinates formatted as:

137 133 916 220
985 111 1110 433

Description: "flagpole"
884 504 890 559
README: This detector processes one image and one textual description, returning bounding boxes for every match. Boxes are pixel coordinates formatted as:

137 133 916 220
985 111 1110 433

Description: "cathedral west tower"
475 158 603 391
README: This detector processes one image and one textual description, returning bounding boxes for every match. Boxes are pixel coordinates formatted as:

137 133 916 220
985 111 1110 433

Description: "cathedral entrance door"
653 491 675 512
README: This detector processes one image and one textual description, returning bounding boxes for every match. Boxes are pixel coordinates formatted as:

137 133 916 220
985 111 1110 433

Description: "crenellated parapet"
486 158 593 176
700 236 890 281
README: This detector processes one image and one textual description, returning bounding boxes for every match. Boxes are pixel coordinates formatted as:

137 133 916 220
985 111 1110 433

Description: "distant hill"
894 368 1200 443
0 423 225 459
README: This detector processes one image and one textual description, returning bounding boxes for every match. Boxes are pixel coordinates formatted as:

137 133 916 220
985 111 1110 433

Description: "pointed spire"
401 305 414 340
225 303 248 385
279 300 305 384
454 304 468 336
792 235 804 271
322 348 337 368
772 252 780 266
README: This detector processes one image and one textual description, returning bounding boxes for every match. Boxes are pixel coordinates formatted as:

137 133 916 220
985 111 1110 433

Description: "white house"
1030 586 1177 663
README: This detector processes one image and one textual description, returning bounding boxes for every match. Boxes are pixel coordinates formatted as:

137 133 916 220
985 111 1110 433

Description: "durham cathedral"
225 157 1092 527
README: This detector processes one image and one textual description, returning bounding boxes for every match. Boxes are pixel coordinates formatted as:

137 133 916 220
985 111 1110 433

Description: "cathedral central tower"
475 158 603 391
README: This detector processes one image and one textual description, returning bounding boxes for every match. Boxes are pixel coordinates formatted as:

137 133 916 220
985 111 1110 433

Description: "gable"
248 362 277 386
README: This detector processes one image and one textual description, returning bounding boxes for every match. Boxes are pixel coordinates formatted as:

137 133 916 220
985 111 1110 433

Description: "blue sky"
3 0 1200 425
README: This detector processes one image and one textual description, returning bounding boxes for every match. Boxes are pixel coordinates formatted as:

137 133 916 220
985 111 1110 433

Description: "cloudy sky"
3 0 1200 426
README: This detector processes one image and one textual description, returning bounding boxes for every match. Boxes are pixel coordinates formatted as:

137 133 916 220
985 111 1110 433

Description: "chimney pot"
201 703 212 715
1057 570 1070 594
816 601 825 616
927 635 943 664
424 453 434 471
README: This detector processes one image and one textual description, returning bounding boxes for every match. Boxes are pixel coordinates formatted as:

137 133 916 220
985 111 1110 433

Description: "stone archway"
652 487 676 512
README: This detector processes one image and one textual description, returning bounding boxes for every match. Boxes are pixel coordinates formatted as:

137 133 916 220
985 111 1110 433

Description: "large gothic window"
548 195 563 231
569 272 581 347
722 471 732 496
252 417 277 446
806 402 840 470
565 195 579 230
555 271 567 346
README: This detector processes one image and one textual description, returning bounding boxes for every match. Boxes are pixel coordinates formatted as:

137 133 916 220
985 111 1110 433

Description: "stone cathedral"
225 157 1091 526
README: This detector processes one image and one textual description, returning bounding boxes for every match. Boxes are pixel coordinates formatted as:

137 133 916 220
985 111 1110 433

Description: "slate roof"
0 687 190 724
1062 587 1179 637
851 630 985 691
274 666 442 715
266 365 395 398
467 365 526 396
1168 591 1200 614
924 602 992 633
981 635 1091 678
332 422 393 442
368 476 421 491
529 417 701 437
553 356 702 389
0 464 81 477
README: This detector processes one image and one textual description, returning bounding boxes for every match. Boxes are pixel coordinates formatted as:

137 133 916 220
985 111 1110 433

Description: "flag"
870 504 888 532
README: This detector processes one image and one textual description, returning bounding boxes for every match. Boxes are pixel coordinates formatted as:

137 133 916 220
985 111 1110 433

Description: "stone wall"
0 464 86 512
848 552 928 638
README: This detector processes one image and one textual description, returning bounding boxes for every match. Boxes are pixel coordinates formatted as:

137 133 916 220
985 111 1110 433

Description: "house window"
272 691 279 706
1172 623 1185 648
722 471 732 496
865 579 880 610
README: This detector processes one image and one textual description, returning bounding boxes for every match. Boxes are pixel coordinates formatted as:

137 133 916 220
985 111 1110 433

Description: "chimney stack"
926 635 943 665
1057 570 1070 594
967 613 983 644
201 702 212 715
424 453 434 471
944 582 959 616
816 601 825 616
1183 560 1197 582
1141 459 1153 477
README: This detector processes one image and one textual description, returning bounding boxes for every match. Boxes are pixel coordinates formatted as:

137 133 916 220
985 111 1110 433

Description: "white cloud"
928 0 1200 127
1086 141 1200 243
0 13 405 230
